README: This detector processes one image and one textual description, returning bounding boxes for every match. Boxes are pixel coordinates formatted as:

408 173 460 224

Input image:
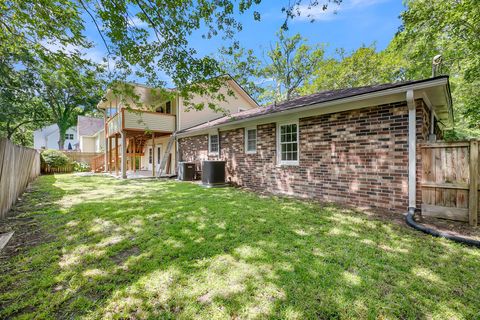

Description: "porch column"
130 137 134 171
108 137 112 174
121 131 127 179
115 135 119 176
152 134 156 177
133 137 136 172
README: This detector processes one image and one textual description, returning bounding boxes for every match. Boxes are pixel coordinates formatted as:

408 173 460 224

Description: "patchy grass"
1 174 479 319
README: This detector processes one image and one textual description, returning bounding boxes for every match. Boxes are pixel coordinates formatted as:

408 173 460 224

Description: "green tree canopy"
0 50 50 145
393 0 480 132
1 0 340 106
261 30 326 102
37 58 105 149
301 44 405 94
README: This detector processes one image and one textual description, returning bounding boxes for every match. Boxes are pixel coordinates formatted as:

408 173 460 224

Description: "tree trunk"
57 124 67 150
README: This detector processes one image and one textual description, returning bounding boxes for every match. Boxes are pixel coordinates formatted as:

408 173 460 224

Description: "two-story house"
94 76 259 178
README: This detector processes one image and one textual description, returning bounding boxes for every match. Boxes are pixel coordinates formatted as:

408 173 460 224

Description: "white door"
147 147 153 171
147 146 162 171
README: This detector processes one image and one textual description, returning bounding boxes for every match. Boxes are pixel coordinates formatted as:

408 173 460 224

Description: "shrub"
72 161 90 172
41 149 70 168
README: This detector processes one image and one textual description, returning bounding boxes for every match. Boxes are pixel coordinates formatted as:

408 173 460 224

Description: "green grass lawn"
1 174 479 319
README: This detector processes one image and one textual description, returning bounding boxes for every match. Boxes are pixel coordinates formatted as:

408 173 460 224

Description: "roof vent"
432 54 443 77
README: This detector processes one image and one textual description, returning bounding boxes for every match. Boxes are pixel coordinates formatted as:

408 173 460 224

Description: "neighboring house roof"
34 124 58 138
77 116 104 136
177 76 453 136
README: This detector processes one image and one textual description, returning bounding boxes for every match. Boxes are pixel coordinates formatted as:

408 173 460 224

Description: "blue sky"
191 0 405 57
81 0 405 84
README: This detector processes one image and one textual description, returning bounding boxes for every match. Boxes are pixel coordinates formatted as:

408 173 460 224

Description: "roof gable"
77 116 104 136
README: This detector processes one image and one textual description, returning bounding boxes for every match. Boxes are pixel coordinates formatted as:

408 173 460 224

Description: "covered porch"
106 130 176 179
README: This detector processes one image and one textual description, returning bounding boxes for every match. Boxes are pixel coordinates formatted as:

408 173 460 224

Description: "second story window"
209 133 219 155
65 134 74 140
166 101 171 114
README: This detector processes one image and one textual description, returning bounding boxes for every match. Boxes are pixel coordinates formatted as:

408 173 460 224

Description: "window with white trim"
209 133 219 154
245 127 257 153
278 122 299 165
65 133 74 140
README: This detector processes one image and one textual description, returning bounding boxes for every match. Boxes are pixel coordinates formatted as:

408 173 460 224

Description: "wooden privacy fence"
63 151 103 164
0 138 41 219
41 162 74 174
421 140 479 226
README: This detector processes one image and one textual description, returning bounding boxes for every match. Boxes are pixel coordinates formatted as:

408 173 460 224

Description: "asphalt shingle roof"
77 116 104 136
178 76 449 135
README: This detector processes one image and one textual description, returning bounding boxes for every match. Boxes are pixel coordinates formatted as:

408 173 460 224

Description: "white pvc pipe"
406 90 416 209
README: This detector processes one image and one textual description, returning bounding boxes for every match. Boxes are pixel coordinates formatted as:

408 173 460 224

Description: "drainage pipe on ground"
406 208 480 247
404 90 480 248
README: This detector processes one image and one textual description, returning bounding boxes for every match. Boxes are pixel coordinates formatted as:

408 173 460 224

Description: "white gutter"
406 90 416 210
177 77 449 138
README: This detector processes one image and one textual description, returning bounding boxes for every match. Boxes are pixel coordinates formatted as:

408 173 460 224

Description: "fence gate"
420 140 479 226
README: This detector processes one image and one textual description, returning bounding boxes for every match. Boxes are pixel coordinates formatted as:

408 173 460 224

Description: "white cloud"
128 16 149 29
41 40 80 55
40 39 111 65
293 0 388 22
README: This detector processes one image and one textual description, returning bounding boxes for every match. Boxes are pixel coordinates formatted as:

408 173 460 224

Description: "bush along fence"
40 150 100 174
0 138 40 219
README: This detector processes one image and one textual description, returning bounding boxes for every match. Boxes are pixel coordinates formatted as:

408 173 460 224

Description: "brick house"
176 76 453 213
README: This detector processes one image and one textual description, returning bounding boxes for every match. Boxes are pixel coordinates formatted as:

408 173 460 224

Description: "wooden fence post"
469 140 478 226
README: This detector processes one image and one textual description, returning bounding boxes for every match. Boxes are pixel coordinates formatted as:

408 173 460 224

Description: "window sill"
276 161 299 167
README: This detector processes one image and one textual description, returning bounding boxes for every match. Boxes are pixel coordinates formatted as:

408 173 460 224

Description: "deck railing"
106 112 122 137
106 109 175 137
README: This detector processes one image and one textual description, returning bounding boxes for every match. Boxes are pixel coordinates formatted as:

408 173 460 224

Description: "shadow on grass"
1 175 479 319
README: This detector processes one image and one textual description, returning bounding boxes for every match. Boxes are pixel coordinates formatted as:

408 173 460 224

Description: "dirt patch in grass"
110 246 141 264
417 216 480 241
0 187 55 261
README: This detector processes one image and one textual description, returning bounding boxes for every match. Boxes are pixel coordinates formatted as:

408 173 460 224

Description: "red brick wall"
179 100 432 212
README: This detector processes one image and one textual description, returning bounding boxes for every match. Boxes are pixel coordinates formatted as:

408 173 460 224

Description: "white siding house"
33 124 77 150
177 79 257 131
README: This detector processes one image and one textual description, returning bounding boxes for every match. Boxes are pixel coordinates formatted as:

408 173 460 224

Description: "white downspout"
406 90 416 210
217 128 221 160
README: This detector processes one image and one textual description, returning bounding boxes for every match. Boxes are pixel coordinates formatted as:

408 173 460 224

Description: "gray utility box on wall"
178 162 195 181
201 160 226 187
